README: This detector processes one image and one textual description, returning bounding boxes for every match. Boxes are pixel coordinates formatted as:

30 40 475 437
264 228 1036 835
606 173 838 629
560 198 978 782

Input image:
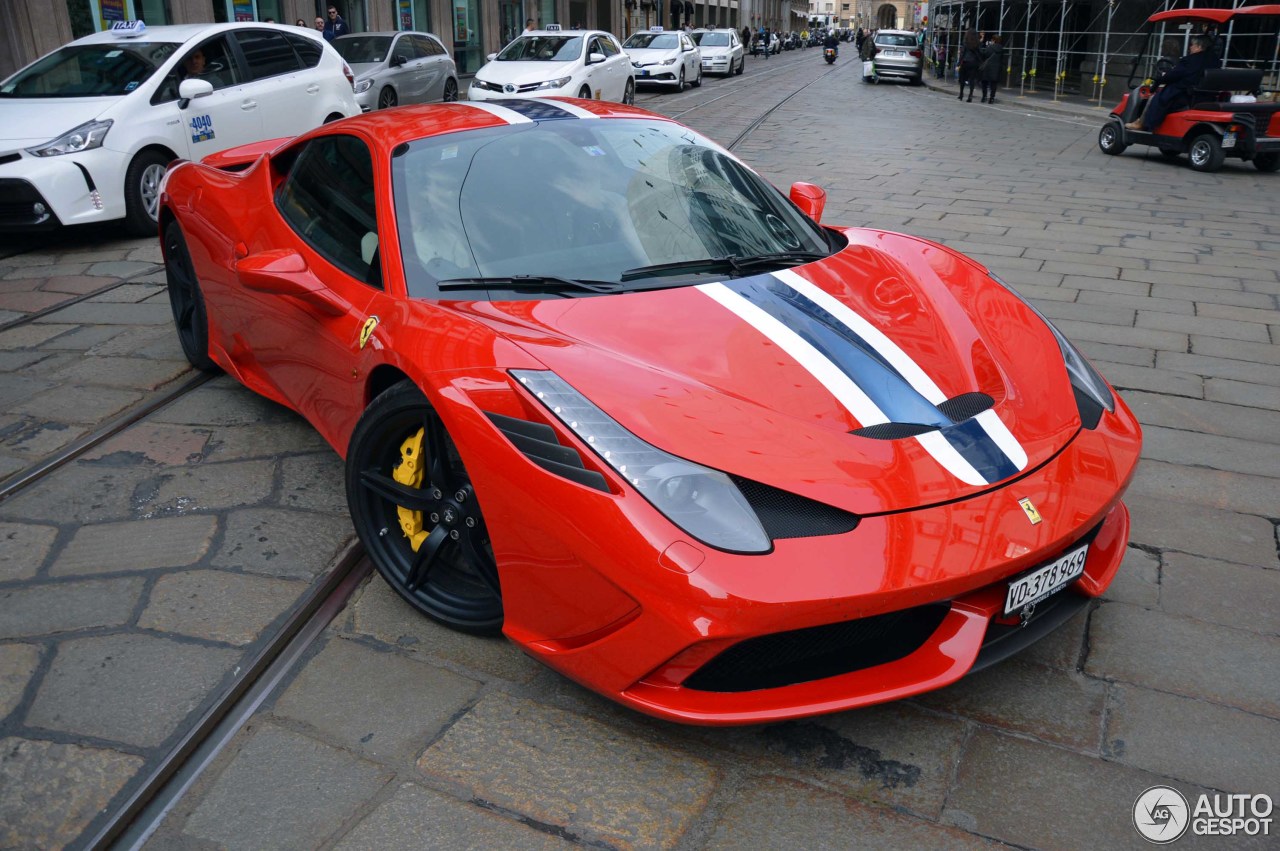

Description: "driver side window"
152 36 238 104
275 136 382 288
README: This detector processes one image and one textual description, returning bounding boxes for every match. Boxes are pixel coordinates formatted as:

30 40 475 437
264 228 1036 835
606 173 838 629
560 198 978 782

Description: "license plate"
884 50 903 56
1222 132 1236 148
640 69 650 77
1004 543 1088 615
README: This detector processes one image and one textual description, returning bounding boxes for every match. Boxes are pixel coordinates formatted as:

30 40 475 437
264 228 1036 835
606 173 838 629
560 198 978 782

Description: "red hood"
450 229 1082 515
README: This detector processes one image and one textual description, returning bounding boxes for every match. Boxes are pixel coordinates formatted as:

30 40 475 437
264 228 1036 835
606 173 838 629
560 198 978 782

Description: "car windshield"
392 119 834 299
875 34 917 46
695 32 730 46
0 41 180 98
496 36 583 61
333 35 393 63
624 33 680 49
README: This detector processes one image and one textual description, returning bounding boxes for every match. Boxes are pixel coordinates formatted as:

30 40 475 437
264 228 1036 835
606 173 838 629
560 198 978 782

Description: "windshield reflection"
392 118 834 299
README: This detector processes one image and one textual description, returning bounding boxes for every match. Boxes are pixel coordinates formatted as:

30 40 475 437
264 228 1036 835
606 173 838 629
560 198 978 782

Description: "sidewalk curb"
920 75 1114 122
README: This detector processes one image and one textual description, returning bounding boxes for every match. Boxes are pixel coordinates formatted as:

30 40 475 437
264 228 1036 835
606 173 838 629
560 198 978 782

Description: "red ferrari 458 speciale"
159 98 1141 725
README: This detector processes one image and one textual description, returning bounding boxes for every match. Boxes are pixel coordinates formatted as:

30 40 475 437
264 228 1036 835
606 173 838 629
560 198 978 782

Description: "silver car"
871 29 924 85
334 31 459 110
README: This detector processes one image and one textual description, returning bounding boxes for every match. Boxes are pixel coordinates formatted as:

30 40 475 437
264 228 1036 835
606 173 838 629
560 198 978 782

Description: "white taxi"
622 27 701 91
469 27 634 105
0 21 359 236
691 28 745 77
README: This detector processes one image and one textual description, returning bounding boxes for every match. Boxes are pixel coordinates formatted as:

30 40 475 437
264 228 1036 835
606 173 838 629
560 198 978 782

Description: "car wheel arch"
365 363 415 409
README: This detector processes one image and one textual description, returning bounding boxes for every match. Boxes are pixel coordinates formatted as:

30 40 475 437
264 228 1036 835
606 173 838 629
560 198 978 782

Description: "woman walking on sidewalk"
957 30 981 102
980 34 1003 103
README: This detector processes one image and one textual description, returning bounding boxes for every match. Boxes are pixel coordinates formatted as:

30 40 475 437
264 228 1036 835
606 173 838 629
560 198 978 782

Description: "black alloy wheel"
443 78 459 101
691 66 702 87
378 86 398 109
163 221 218 372
346 380 503 634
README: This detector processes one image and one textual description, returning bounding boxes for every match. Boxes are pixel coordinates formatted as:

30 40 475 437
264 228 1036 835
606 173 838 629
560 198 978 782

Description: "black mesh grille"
0 153 19 167
731 476 860 539
683 604 950 692
851 422 937 440
937 392 995 422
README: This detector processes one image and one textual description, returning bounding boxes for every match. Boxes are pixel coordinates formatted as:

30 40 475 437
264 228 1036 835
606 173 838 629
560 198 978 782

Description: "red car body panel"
160 101 1142 724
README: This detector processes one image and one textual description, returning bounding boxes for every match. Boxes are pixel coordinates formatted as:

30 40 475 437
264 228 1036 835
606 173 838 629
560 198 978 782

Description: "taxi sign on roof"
546 23 562 31
110 20 147 37
650 26 664 32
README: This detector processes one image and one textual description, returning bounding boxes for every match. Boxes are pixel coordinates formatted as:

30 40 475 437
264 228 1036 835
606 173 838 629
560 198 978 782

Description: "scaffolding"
922 0 1280 105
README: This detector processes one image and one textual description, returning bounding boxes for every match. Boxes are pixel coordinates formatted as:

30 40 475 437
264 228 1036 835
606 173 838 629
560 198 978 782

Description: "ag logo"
1134 785 1190 844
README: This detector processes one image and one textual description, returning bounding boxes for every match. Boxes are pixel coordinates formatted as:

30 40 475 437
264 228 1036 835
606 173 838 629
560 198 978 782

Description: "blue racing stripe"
939 418 1021 483
728 276 951 428
494 99 580 121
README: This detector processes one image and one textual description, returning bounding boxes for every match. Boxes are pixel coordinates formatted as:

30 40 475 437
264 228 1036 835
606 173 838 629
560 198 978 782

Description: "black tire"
1098 122 1127 156
346 380 503 634
442 77 458 102
1159 148 1182 161
123 149 170 237
622 78 635 105
378 86 398 109
1254 152 1280 173
1188 132 1225 172
676 67 685 91
162 220 218 373
578 84 592 99
691 67 702 88
735 56 744 75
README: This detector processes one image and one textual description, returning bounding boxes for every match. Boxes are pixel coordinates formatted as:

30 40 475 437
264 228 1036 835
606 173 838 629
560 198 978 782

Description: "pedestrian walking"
957 29 981 102
979 34 1003 102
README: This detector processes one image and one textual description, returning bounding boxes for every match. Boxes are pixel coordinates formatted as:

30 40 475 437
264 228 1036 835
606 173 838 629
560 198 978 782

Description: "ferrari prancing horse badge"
359 316 379 350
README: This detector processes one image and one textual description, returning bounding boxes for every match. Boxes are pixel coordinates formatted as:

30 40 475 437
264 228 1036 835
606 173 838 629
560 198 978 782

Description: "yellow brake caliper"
393 428 430 551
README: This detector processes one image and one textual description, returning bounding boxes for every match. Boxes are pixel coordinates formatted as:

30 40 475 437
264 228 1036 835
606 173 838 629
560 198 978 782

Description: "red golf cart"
1098 5 1280 172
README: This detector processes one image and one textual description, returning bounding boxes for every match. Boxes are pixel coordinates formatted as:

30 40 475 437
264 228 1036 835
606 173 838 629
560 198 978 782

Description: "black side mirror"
391 54 408 67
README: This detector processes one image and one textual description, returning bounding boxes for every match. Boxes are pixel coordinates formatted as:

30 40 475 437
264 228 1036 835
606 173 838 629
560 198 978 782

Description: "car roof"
875 29 915 37
520 29 610 37
73 22 325 46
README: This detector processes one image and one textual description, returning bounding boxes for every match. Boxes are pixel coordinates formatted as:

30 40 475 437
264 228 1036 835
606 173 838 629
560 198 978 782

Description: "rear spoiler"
200 137 292 171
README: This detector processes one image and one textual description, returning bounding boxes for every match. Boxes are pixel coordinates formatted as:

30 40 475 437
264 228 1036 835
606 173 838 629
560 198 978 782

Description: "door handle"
307 84 320 94
241 100 257 110
233 242 248 260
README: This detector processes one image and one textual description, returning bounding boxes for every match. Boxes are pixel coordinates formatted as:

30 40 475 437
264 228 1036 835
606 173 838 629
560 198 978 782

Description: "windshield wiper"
436 275 618 294
621 251 828 282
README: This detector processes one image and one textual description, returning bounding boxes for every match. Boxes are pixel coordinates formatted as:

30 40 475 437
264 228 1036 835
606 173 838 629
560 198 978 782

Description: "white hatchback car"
692 29 744 77
469 28 634 104
0 21 359 236
623 28 701 91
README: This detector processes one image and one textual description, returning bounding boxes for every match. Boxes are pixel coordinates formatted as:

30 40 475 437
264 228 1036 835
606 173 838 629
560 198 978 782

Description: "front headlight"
353 79 373 93
661 57 678 65
534 76 573 90
990 273 1114 414
27 119 113 158
514 370 771 553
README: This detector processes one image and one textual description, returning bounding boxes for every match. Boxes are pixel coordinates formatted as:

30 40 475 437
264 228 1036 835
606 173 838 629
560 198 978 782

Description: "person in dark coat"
979 34 1003 103
1126 35 1216 131
322 5 349 41
956 29 981 102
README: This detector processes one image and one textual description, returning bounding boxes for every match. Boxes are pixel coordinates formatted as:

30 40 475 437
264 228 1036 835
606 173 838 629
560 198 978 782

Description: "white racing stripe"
773 268 1027 477
461 101 535 124
698 282 888 427
543 98 598 118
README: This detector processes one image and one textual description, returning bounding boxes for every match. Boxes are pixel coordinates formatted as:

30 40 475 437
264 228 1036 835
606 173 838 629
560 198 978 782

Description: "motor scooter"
824 46 837 64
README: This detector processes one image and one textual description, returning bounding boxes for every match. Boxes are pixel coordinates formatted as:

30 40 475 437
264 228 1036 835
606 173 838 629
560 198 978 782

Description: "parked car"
691 28 745 76
870 28 924 85
0 21 359 235
333 31 458 111
469 27 633 104
623 27 702 91
159 99 1141 725
1099 5 1279 173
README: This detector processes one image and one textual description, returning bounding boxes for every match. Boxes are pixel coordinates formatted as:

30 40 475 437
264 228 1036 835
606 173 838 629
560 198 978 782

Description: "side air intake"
485 411 609 492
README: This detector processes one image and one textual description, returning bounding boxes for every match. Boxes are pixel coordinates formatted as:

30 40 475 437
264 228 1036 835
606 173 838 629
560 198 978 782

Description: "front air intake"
485 411 608 492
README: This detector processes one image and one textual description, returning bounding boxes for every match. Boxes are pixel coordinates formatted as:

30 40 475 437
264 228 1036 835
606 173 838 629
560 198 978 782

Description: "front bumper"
633 67 682 86
468 81 573 101
701 56 733 74
0 146 129 230
456 371 1142 725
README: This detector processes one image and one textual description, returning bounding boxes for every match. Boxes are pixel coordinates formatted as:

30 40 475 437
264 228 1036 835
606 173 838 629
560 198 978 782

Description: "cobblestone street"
1 50 1277 850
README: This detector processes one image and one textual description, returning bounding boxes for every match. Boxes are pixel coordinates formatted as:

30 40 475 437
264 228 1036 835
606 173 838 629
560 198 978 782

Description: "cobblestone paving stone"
2 52 1279 849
